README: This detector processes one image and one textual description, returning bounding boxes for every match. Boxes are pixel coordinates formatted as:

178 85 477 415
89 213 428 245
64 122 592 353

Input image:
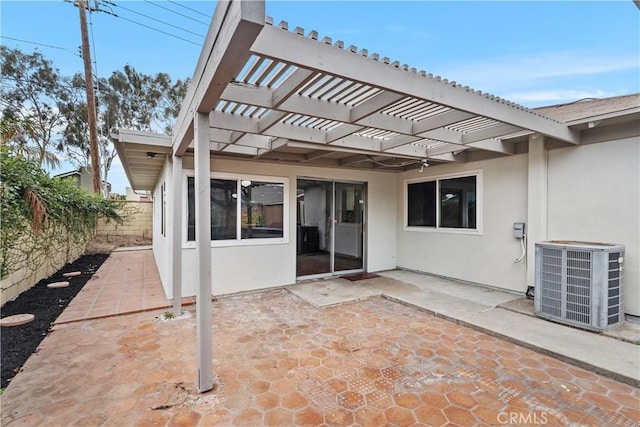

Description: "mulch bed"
1 253 109 389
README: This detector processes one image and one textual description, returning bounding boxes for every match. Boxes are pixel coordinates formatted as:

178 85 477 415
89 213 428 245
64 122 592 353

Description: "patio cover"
114 1 583 191
113 0 586 393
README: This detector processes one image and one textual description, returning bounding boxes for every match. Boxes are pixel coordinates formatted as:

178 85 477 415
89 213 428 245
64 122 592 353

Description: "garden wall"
95 201 153 238
0 234 86 306
1 202 152 306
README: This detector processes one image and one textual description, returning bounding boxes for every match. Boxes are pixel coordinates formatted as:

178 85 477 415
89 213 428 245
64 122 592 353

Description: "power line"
1 36 80 57
109 1 205 39
167 0 210 19
147 0 209 26
88 8 100 80
108 13 201 46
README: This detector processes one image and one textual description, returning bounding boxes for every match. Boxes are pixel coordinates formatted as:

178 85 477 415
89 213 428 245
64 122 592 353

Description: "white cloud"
435 51 639 90
502 89 624 106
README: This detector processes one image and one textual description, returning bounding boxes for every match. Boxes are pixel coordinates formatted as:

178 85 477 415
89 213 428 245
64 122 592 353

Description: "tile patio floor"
55 249 194 324
1 250 639 426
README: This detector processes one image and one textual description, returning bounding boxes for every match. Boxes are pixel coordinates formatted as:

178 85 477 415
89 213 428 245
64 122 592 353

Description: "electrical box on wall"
513 222 525 239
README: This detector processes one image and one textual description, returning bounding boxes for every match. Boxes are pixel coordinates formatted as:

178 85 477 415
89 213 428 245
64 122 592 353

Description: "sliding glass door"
296 179 365 279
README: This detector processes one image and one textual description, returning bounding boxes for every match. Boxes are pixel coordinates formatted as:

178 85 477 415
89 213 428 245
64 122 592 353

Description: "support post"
194 112 213 392
171 155 183 316
526 133 547 287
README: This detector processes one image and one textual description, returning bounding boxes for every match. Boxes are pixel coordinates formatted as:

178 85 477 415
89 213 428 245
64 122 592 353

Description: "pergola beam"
339 154 370 166
221 83 524 152
350 91 405 121
250 24 580 145
272 68 316 107
258 69 317 133
210 110 419 155
412 110 476 134
172 1 265 156
462 123 522 144
303 150 335 162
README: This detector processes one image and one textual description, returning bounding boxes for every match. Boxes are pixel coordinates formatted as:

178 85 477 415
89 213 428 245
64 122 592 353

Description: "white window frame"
183 171 289 248
404 170 483 235
160 181 166 237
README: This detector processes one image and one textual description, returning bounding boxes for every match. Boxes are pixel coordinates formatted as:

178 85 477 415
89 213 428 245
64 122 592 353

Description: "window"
160 182 166 237
440 176 476 229
406 173 478 231
187 176 285 242
241 181 284 239
407 181 436 227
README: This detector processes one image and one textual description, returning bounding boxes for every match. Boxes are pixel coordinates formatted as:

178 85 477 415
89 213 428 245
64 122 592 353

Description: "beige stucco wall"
96 201 153 238
0 235 86 306
153 162 171 288
396 154 529 293
395 135 639 316
155 157 397 299
152 131 639 317
547 136 639 316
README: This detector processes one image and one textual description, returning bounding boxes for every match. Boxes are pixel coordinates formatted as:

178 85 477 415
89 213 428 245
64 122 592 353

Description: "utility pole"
77 0 101 194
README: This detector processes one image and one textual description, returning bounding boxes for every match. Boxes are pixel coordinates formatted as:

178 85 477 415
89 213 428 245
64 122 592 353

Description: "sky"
1 0 639 194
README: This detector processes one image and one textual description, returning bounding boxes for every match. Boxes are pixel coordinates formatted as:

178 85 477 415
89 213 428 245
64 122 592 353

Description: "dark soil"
0 253 109 389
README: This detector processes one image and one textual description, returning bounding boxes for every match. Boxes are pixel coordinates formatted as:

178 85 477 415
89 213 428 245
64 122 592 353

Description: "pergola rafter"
180 19 581 166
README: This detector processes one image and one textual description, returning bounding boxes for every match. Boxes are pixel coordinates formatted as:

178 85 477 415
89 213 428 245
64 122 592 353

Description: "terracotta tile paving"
55 250 193 324
2 290 639 426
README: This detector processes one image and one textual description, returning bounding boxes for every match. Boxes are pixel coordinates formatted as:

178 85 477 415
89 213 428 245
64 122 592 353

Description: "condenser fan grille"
534 242 624 331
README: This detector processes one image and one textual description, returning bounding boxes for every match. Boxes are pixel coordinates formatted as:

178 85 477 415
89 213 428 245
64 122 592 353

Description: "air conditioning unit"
534 241 624 331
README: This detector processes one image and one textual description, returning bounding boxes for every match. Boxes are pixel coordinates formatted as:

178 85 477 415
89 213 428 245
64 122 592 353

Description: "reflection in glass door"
334 182 365 273
296 179 365 278
296 180 332 277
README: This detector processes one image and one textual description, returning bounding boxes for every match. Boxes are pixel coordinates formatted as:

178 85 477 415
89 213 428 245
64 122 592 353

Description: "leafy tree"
101 65 189 134
0 116 35 147
0 47 73 169
62 65 189 195
57 74 93 168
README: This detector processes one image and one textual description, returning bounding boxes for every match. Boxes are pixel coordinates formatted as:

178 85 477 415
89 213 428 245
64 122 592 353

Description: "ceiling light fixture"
419 158 429 172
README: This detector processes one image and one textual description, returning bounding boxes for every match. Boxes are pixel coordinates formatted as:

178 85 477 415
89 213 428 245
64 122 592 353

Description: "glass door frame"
296 177 367 280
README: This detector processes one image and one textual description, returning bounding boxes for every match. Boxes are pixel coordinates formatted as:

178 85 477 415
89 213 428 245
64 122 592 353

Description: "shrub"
0 147 125 278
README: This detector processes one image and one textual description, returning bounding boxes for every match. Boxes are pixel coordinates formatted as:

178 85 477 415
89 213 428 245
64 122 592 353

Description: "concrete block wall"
96 201 153 239
1 235 86 306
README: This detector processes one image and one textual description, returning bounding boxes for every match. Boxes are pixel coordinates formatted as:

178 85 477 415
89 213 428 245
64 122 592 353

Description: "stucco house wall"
154 157 397 299
547 136 639 315
152 162 171 289
395 135 640 316
150 134 639 316
396 153 529 294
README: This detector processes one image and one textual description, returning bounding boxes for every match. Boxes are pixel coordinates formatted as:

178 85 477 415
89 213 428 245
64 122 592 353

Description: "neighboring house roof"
535 94 640 122
54 168 84 179
54 166 112 191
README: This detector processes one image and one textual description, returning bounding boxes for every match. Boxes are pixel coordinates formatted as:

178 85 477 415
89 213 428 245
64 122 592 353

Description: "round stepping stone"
47 281 70 289
62 271 81 278
0 314 35 327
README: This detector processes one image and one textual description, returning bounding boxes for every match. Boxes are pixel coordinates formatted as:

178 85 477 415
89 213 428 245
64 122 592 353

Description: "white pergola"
115 0 581 393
